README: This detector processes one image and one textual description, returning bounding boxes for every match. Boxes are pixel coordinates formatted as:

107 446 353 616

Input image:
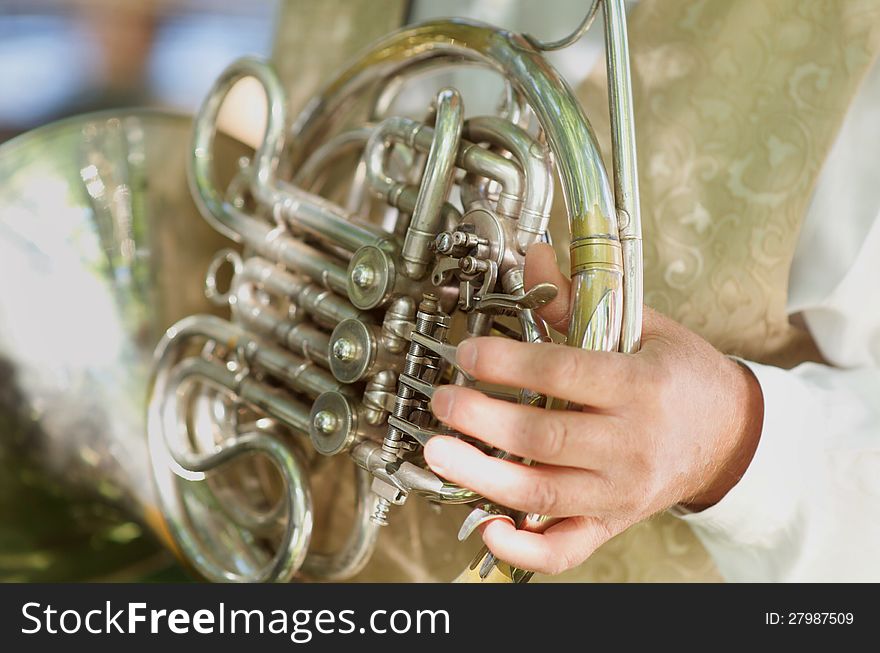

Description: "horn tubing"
286 18 632 354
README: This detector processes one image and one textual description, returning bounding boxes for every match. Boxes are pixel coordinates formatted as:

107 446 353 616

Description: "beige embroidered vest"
274 0 880 581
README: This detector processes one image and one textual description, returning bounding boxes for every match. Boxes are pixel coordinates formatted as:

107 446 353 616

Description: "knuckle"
506 477 537 511
612 482 636 513
613 356 642 398
625 359 644 390
512 411 541 455
545 347 585 386
591 518 616 548
467 338 499 378
554 549 582 575
540 415 569 461
542 542 590 576
640 459 667 503
612 453 651 512
529 478 560 515
619 466 657 514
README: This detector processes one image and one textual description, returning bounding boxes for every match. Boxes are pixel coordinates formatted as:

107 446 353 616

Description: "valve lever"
398 373 435 398
387 415 451 446
458 506 515 541
474 281 558 315
409 331 475 382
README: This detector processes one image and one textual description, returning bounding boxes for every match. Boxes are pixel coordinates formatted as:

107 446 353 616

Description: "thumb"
524 242 572 333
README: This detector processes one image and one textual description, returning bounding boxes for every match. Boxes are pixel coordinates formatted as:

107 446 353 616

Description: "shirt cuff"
669 359 817 548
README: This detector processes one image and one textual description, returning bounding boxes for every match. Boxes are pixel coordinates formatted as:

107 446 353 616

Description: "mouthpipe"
603 0 642 354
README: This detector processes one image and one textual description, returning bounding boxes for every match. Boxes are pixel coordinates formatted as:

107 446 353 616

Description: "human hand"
424 243 765 575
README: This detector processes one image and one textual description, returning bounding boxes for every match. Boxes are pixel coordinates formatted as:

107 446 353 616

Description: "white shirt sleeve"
676 360 880 581
675 59 880 582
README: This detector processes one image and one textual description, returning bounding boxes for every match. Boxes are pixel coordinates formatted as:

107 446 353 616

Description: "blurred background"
0 0 279 583
0 0 278 144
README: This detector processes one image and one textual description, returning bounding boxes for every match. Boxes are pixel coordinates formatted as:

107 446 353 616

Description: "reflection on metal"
0 111 246 580
149 3 641 584
0 1 641 584
523 0 600 52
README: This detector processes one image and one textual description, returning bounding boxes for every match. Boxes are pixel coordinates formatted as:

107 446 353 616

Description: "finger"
423 436 607 516
480 516 613 575
524 243 571 333
455 337 637 407
430 385 618 468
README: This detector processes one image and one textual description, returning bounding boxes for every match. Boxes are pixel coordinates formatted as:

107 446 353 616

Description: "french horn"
1 0 641 583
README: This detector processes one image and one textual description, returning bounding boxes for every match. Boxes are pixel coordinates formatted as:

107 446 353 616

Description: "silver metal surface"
0 110 250 580
603 0 643 354
523 0 601 51
1 8 642 584
399 89 463 279
158 13 642 582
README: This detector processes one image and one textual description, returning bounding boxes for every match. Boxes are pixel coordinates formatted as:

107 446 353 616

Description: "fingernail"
481 517 514 537
456 339 477 372
424 437 453 474
429 386 455 422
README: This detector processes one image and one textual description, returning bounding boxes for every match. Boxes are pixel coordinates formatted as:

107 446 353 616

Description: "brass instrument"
0 112 248 581
0 1 640 583
149 0 641 583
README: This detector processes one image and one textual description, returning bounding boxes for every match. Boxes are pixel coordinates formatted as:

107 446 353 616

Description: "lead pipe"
603 0 643 354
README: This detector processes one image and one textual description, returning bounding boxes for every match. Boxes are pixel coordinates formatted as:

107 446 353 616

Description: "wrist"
685 357 765 510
